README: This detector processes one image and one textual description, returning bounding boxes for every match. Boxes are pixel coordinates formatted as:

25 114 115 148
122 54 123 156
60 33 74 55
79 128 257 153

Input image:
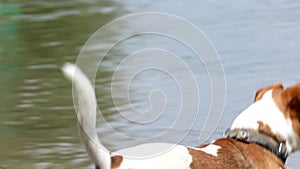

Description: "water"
0 0 299 168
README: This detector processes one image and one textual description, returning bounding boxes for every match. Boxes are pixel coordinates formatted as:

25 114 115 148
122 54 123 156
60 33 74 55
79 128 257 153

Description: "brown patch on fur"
231 139 287 169
257 121 273 134
280 83 300 137
111 155 123 169
257 121 285 142
254 83 283 102
188 139 251 169
188 138 286 169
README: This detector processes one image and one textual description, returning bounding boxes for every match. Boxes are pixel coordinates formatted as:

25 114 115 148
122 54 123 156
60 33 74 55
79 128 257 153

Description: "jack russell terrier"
62 63 300 169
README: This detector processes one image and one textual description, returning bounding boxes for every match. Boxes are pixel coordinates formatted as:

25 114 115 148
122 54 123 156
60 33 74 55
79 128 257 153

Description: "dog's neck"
230 90 300 154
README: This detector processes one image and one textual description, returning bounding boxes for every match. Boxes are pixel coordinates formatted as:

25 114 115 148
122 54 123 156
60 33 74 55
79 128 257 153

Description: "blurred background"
0 0 299 168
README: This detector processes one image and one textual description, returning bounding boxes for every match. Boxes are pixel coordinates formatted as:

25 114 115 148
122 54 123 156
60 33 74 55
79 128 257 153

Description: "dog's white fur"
62 63 111 169
114 143 192 169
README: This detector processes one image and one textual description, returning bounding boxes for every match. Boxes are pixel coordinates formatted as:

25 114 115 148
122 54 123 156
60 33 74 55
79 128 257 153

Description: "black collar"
225 129 288 163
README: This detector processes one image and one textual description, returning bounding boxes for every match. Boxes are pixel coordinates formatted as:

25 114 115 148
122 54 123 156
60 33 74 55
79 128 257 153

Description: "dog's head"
255 83 300 138
231 83 300 153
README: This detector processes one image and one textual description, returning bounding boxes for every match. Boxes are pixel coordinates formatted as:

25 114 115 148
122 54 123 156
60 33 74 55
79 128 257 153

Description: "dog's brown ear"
281 83 300 136
281 83 300 111
254 83 283 102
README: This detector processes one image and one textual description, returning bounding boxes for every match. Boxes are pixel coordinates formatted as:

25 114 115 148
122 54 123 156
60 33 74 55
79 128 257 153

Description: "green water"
0 1 125 168
0 1 300 168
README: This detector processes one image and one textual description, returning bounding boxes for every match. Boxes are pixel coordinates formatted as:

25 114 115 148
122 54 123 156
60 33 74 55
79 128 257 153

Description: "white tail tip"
61 63 77 81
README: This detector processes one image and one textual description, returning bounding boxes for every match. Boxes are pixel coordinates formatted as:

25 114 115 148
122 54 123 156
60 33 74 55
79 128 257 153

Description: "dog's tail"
62 63 111 169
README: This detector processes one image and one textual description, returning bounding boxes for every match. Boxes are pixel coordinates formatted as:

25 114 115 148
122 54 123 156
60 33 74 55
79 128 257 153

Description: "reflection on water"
0 1 124 168
0 0 299 168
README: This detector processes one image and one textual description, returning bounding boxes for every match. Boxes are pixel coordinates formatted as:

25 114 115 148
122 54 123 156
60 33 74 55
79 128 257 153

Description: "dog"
62 63 300 169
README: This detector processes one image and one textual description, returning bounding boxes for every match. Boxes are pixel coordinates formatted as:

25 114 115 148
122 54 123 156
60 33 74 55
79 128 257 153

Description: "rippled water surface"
0 1 299 168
